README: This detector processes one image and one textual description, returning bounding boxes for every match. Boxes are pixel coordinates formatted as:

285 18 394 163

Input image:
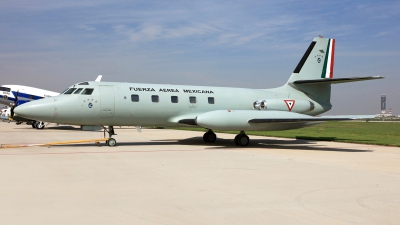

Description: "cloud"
77 24 96 31
113 22 219 43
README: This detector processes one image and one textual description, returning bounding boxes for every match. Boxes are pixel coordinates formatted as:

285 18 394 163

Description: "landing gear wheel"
32 123 36 128
36 121 45 129
203 130 217 143
107 138 116 147
235 133 250 146
238 135 249 146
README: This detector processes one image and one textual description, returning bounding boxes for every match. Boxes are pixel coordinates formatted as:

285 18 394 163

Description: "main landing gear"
234 131 249 146
203 130 217 143
103 126 117 147
202 130 250 146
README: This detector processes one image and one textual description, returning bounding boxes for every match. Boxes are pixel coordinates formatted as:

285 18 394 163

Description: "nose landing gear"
102 126 117 146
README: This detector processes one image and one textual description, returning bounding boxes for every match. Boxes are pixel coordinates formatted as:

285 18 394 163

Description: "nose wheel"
107 138 117 146
103 126 117 147
235 131 249 146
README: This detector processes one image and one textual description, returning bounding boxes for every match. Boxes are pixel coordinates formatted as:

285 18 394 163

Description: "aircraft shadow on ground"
296 136 374 143
53 136 373 153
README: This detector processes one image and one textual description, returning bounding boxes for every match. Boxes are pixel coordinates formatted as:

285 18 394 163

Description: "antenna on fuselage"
95 75 102 82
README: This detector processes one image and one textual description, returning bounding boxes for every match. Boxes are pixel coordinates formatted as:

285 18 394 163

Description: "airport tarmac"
0 122 399 225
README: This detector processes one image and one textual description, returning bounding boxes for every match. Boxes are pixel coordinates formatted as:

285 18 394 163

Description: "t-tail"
285 36 382 104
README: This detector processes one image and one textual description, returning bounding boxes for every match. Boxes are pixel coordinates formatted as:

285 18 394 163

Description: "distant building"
376 94 395 118
381 94 386 114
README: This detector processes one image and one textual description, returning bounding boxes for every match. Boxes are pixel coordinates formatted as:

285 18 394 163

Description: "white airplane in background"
0 106 11 121
0 85 59 128
1 75 103 128
15 37 383 146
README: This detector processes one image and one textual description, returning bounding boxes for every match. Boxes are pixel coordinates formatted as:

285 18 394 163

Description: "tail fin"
286 37 335 103
288 36 335 83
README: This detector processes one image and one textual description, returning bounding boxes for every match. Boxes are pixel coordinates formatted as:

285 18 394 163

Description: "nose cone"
14 98 55 122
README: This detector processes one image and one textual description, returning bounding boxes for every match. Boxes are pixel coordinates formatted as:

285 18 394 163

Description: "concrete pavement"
0 122 399 225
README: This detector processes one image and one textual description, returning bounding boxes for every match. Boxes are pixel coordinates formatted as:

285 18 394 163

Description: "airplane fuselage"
28 81 330 129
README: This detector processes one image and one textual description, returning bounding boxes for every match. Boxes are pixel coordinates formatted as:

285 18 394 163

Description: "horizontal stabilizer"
293 76 383 85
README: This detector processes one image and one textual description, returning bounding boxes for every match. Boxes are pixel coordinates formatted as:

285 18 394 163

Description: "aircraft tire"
203 131 216 143
36 121 45 129
206 132 216 143
32 121 38 129
235 134 249 146
108 138 117 147
238 135 249 146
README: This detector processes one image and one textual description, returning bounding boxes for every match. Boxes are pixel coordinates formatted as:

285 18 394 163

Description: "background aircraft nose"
14 98 55 122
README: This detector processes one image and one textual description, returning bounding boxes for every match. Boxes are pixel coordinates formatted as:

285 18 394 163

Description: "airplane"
0 84 59 128
14 37 383 146
0 106 10 121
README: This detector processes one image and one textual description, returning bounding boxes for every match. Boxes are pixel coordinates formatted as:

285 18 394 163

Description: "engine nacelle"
252 98 314 114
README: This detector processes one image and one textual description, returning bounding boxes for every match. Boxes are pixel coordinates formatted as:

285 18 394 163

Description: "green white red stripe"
321 38 335 78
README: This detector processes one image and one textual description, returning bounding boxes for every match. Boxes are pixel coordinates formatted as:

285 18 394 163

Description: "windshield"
73 88 83 94
63 88 77 95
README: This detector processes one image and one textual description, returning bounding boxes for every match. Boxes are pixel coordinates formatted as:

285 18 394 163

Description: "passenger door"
99 86 115 118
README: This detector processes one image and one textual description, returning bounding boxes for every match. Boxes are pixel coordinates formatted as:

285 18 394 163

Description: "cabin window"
63 88 77 95
189 96 196 104
171 96 178 103
131 94 139 102
73 88 83 94
30 95 34 99
81 88 94 95
208 97 214 104
151 95 159 103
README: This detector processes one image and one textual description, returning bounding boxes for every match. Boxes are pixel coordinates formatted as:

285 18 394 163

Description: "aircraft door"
99 86 115 117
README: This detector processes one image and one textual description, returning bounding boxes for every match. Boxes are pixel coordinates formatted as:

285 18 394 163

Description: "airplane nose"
14 98 55 122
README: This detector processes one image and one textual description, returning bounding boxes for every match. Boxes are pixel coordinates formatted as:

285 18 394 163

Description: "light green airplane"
15 37 383 147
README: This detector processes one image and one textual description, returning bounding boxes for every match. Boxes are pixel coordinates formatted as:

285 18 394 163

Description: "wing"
195 110 374 131
248 115 374 123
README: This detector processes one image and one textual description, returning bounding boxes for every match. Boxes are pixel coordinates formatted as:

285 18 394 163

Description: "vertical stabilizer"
286 36 335 103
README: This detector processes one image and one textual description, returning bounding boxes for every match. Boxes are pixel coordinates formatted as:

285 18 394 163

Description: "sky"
1 0 399 115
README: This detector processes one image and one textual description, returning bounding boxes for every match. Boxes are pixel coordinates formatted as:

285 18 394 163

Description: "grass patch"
172 122 400 147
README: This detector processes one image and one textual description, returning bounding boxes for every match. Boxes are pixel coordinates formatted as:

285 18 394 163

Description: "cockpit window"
73 88 83 94
63 88 77 95
0 87 11 92
81 88 94 95
61 88 69 94
78 82 89 85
